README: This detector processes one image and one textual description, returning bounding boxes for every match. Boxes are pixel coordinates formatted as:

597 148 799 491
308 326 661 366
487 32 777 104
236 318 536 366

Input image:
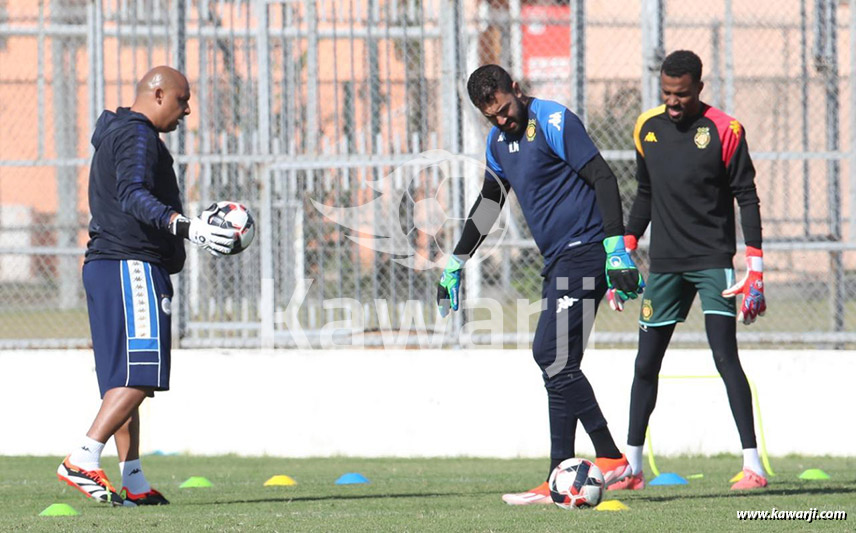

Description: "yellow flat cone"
39 503 79 516
264 475 297 486
729 471 744 483
596 500 629 511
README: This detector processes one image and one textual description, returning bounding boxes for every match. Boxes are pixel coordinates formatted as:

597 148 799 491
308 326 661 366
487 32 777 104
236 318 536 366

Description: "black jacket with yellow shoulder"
627 103 762 273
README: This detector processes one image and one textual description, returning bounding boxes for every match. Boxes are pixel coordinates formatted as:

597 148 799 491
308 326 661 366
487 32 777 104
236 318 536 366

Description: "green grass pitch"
3 455 854 531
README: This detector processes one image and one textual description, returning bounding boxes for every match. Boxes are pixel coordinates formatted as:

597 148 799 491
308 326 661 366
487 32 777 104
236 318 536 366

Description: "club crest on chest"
526 119 537 142
694 126 711 149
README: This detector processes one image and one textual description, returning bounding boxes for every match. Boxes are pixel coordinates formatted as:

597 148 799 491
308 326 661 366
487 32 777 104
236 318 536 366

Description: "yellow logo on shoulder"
729 119 741 137
644 131 658 142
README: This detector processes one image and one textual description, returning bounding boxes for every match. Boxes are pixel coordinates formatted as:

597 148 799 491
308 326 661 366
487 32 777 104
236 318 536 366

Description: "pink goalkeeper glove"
722 246 766 325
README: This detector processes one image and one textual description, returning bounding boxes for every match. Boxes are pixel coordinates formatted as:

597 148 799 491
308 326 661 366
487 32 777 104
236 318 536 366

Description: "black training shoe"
121 487 170 505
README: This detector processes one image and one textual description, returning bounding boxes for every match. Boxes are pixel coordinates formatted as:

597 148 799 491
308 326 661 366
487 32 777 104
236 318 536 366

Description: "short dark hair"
661 50 703 83
467 65 514 109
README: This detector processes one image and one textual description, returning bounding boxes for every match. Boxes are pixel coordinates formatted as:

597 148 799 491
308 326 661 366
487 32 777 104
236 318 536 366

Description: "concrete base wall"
3 349 851 457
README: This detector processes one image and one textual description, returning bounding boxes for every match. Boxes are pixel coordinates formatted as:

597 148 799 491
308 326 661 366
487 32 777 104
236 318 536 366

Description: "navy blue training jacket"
84 108 186 274
484 98 605 269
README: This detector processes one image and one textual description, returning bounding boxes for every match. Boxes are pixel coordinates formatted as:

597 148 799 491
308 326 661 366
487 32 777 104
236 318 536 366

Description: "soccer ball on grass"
548 457 605 509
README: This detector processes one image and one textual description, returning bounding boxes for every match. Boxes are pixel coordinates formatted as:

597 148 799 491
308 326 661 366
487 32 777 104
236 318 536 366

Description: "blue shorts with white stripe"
83 259 173 398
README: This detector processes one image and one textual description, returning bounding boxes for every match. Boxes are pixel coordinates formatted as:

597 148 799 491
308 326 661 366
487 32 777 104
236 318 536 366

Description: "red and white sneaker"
595 455 633 487
607 471 645 491
57 456 128 506
501 481 553 505
730 469 768 490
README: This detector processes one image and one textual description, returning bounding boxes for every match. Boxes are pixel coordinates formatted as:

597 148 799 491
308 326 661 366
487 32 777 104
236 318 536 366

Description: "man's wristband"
446 254 465 271
169 214 190 239
624 235 638 251
746 245 763 272
603 235 626 253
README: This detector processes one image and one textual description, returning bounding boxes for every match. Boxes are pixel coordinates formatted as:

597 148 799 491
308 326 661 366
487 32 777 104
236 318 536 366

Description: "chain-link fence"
1 0 854 348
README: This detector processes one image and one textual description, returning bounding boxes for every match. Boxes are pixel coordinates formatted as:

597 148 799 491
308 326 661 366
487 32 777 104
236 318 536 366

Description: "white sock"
626 444 644 475
119 459 151 494
743 448 766 478
68 436 105 471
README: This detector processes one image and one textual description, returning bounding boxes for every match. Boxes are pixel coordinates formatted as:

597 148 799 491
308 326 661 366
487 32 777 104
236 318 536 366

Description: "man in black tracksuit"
609 51 769 491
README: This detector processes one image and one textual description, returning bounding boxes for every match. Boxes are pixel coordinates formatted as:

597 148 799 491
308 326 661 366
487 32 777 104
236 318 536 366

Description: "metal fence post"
818 0 844 334
442 0 464 342
641 0 663 110
169 0 186 348
849 0 856 246
724 0 734 115
256 0 274 348
52 0 80 311
570 0 585 122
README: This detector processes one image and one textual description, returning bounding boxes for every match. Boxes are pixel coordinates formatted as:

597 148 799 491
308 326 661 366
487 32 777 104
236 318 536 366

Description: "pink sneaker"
730 469 768 490
501 481 553 505
608 471 645 491
595 455 632 487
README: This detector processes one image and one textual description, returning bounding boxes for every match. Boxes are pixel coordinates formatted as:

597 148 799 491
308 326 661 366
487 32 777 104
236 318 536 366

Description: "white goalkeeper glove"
169 206 237 256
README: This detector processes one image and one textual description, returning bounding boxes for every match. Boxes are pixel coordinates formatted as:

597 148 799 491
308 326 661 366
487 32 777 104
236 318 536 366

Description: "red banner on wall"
521 4 571 102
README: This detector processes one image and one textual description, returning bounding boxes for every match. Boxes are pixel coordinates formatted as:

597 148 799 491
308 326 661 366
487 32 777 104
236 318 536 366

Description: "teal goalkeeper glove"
603 235 645 310
437 255 465 317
